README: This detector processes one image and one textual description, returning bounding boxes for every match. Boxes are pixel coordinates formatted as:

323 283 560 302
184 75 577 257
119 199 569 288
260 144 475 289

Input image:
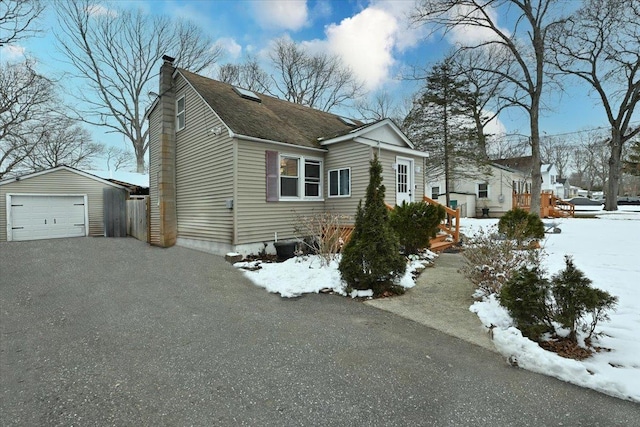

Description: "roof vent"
233 86 261 103
339 116 357 126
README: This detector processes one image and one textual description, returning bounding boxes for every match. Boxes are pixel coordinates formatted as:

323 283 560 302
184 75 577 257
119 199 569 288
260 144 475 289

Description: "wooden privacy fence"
126 196 149 242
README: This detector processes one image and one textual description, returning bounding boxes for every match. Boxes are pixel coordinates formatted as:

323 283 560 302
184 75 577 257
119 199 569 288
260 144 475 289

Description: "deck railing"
422 195 461 244
513 191 575 218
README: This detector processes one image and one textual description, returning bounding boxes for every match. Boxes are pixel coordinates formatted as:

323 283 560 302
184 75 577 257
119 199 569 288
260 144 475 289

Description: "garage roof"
0 165 128 189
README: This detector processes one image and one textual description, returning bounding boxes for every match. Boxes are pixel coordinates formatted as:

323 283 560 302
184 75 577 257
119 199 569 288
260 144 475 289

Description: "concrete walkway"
366 252 496 353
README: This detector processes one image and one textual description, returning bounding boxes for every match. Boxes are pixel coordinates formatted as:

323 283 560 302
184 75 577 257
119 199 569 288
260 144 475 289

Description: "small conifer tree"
339 155 406 295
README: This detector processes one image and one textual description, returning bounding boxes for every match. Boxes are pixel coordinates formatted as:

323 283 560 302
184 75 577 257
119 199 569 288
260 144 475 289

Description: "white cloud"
251 0 308 31
86 4 118 18
484 111 507 137
322 7 399 91
216 37 242 60
0 45 26 60
370 0 429 51
447 4 510 46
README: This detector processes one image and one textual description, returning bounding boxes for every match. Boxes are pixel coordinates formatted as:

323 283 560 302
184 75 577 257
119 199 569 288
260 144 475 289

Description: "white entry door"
7 195 87 241
395 158 413 206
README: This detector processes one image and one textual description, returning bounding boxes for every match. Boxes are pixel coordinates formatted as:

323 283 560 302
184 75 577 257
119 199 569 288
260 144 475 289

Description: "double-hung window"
431 186 440 199
478 183 489 199
176 96 185 131
328 168 350 197
278 155 323 200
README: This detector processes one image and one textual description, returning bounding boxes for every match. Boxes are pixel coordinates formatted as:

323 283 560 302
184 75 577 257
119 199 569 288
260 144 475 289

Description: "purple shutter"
266 150 278 202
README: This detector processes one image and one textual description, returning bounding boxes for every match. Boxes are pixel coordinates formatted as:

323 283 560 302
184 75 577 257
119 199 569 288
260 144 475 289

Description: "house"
0 166 129 242
493 156 560 194
146 56 430 256
426 162 530 218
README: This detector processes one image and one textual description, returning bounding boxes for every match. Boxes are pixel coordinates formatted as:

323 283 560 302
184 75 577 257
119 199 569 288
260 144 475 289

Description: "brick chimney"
157 55 177 247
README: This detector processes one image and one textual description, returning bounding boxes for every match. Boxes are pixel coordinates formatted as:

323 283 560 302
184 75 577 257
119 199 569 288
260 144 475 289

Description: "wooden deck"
513 191 575 218
335 197 461 253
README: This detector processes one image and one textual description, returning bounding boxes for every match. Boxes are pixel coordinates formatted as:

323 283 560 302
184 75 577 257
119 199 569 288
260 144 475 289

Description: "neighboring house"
493 156 560 194
145 56 429 256
427 162 530 218
0 166 129 242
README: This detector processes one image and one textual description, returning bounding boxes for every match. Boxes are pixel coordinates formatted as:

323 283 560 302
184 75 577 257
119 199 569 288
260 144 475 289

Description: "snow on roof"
84 170 149 187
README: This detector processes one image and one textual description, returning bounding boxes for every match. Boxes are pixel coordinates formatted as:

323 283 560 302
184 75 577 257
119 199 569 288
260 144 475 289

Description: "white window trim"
478 182 489 199
328 167 351 198
278 154 324 201
176 95 185 131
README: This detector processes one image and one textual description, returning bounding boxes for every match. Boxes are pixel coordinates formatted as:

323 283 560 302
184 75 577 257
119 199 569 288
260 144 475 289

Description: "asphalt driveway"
1 238 638 426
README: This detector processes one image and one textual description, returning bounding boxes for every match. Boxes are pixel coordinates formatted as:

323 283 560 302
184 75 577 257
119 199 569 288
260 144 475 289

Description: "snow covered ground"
235 211 640 403
463 212 640 403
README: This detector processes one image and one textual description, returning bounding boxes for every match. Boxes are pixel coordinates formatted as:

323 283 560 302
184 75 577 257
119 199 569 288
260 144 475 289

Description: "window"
329 168 350 197
280 157 299 197
277 154 323 200
176 96 185 131
478 183 489 198
431 186 440 199
305 160 321 197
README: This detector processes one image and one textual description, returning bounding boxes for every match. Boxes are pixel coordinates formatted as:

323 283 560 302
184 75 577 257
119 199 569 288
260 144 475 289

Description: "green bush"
498 208 545 244
499 266 554 340
339 155 406 296
499 256 618 345
551 256 618 342
390 201 446 254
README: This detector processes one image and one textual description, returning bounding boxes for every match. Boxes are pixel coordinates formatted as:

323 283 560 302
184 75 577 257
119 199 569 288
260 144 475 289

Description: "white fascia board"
319 118 415 149
231 132 328 153
354 137 429 158
0 166 127 189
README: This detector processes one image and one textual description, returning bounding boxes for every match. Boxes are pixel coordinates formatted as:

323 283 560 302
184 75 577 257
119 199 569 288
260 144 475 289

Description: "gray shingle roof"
178 69 364 149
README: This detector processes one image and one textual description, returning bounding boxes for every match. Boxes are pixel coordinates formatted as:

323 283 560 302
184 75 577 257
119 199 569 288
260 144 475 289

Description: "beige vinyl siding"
0 169 119 241
148 100 161 246
378 149 426 206
235 140 326 245
323 141 372 221
174 76 234 243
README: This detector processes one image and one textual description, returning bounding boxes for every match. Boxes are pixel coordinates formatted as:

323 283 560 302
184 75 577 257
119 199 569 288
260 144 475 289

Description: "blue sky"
1 0 623 167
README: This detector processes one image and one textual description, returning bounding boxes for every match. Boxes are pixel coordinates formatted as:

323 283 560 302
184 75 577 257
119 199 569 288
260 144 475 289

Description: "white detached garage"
0 166 128 242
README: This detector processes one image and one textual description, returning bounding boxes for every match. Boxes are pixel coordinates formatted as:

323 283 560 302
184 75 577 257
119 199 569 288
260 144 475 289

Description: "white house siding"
429 165 527 217
323 141 372 220
148 102 161 246
0 169 114 241
235 140 326 245
174 78 234 244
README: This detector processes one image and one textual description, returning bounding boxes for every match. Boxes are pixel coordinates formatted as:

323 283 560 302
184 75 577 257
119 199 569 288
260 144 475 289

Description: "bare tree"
104 145 134 171
541 135 571 179
354 91 408 124
451 47 510 159
413 0 569 216
0 0 44 46
268 38 364 112
217 56 272 93
0 60 54 178
27 115 103 170
54 0 223 172
548 0 640 210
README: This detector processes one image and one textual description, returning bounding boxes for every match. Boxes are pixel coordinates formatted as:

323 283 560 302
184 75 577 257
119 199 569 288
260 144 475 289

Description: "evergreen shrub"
499 256 617 344
339 155 406 296
498 208 545 244
389 201 446 254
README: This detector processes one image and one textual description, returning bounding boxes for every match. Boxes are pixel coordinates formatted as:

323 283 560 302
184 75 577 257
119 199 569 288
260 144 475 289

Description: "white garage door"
8 195 87 241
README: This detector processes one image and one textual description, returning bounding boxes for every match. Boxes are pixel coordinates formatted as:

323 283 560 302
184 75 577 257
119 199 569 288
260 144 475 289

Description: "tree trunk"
135 153 145 173
605 130 622 211
530 112 542 217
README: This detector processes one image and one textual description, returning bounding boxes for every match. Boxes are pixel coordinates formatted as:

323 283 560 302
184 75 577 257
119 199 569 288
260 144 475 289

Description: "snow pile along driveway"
462 214 640 403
